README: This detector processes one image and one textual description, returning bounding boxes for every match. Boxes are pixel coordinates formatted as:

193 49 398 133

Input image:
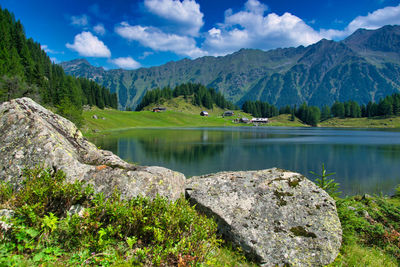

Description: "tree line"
135 83 236 111
0 6 117 125
242 92 400 126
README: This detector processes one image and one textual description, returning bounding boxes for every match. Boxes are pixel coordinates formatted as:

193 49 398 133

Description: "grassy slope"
141 96 227 115
81 98 309 136
320 116 400 128
82 108 236 135
267 114 306 127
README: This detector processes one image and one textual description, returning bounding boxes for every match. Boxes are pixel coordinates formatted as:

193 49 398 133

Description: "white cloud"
41 45 55 54
348 4 400 31
115 22 206 58
321 4 400 39
110 57 141 69
139 51 154 59
144 0 204 36
66 31 111 57
41 45 64 54
50 57 58 63
203 0 322 56
93 24 106 35
70 14 89 27
114 0 400 60
244 0 268 15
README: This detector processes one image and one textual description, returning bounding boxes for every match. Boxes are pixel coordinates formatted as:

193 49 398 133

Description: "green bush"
0 166 221 266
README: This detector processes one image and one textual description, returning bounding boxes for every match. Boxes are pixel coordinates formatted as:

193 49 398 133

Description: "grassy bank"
81 108 236 136
320 116 400 128
81 108 307 137
81 107 400 138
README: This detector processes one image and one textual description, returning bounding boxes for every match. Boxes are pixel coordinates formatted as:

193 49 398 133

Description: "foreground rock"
186 168 342 266
0 98 185 201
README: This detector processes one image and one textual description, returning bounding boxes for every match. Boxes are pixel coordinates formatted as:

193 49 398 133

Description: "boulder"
185 168 342 266
0 98 185 201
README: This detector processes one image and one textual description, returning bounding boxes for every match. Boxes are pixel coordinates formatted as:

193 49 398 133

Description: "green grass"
330 243 398 267
328 193 400 267
320 116 400 128
142 95 228 115
0 167 253 266
81 105 310 137
81 108 237 136
267 114 307 127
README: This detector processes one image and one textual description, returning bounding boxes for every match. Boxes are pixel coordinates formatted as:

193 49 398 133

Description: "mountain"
60 25 400 110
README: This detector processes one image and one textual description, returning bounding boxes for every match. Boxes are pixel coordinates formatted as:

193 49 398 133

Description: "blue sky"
1 0 400 69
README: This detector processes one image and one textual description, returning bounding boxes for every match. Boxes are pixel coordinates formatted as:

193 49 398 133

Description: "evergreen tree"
320 105 331 121
393 97 400 116
378 99 392 116
331 102 345 118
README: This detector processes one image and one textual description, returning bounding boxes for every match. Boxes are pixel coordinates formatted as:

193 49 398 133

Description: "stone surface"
185 168 342 266
0 98 185 201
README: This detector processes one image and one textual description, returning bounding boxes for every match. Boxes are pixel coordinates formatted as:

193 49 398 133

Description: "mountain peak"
62 58 91 66
343 24 400 53
60 58 105 80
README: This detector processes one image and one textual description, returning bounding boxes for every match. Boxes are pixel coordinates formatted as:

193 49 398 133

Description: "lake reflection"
91 127 400 196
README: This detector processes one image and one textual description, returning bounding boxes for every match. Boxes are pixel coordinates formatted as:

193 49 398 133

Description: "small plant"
0 166 223 266
310 163 341 198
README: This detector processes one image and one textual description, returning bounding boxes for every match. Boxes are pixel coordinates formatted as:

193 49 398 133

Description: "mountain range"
60 25 400 110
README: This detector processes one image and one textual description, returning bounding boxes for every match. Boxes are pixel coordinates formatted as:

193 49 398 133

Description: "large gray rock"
186 168 342 266
0 98 185 201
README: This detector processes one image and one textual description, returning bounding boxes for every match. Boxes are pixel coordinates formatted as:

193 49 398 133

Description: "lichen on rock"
0 98 185 201
185 168 342 266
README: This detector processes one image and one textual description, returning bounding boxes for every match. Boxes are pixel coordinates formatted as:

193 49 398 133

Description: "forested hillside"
242 92 400 126
0 6 117 125
135 83 236 111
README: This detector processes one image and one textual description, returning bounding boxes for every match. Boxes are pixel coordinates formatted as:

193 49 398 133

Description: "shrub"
310 163 341 198
0 166 221 266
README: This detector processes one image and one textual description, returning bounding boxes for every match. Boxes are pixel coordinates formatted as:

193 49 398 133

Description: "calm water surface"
90 127 400 196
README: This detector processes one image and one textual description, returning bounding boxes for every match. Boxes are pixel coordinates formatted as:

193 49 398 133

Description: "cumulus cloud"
93 24 106 35
110 57 141 69
203 0 322 56
114 0 400 60
66 31 111 57
321 4 400 39
70 14 89 27
144 0 204 36
115 22 206 58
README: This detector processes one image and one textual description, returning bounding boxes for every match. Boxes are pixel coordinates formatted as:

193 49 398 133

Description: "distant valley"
61 25 400 110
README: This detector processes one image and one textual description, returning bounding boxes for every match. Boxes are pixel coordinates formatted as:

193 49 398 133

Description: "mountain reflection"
89 127 400 196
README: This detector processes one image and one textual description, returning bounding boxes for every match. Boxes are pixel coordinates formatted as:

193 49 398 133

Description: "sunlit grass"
320 116 400 128
329 243 398 267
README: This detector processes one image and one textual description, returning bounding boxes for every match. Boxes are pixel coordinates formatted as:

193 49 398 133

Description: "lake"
90 127 400 196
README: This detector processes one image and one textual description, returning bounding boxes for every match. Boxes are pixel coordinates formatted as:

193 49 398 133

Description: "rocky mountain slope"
61 25 400 110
